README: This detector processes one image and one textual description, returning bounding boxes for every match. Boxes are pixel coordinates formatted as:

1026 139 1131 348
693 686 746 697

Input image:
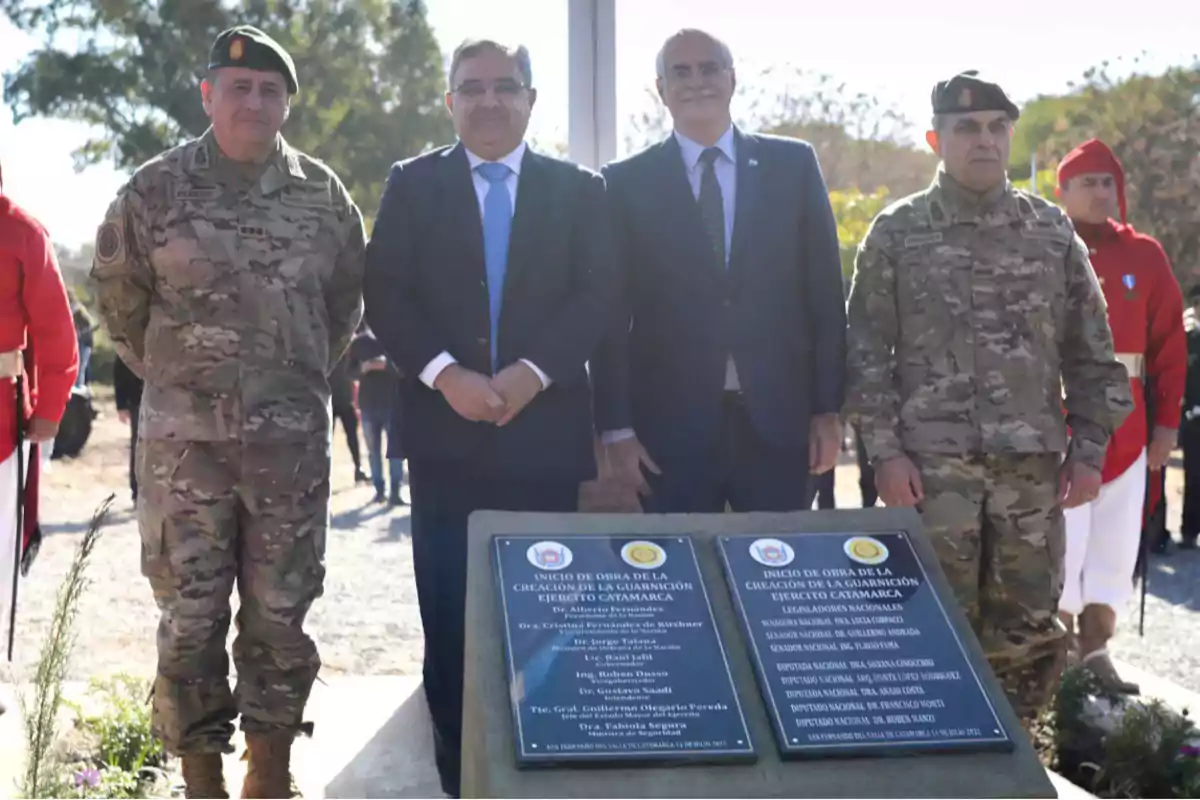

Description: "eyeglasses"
452 79 528 100
665 61 728 81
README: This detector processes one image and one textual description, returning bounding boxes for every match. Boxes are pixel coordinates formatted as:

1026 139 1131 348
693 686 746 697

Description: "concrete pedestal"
462 508 1057 798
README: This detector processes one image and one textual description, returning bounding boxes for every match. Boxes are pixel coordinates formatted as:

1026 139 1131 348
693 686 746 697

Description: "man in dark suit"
592 28 846 513
362 38 615 798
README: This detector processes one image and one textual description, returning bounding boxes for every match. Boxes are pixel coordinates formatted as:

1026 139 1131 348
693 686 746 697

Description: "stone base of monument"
462 508 1056 798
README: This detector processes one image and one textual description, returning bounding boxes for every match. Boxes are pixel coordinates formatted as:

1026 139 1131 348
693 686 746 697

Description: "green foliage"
829 187 890 283
1048 664 1200 798
65 764 150 799
1011 168 1059 200
19 497 113 798
66 675 164 776
57 674 167 799
2 0 454 209
1009 92 1090 178
1100 700 1200 798
755 70 936 197
1047 662 1109 777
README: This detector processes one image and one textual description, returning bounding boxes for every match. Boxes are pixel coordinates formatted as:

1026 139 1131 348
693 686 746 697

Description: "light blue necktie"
477 161 513 371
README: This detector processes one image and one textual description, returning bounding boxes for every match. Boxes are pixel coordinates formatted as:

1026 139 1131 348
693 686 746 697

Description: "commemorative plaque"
717 531 1012 758
492 534 756 766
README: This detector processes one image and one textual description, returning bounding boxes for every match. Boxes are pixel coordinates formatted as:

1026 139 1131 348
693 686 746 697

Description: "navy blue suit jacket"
363 143 616 481
592 129 846 460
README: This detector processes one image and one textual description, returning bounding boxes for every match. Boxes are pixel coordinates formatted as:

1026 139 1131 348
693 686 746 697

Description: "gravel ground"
7 392 1198 700
6 389 423 684
1108 463 1200 696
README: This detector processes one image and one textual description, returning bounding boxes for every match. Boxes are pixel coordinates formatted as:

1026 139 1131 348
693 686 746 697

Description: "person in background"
1178 287 1200 550
330 353 369 485
113 354 144 504
348 325 406 506
1054 138 1186 694
69 289 97 388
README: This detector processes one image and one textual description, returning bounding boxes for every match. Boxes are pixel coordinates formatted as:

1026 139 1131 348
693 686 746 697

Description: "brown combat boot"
181 753 229 799
240 733 300 799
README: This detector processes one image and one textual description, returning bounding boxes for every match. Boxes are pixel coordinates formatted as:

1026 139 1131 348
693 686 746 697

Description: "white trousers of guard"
1060 448 1147 616
0 442 31 654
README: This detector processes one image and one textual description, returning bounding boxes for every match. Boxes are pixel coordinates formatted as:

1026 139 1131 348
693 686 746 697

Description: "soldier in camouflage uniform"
89 26 365 799
844 71 1134 729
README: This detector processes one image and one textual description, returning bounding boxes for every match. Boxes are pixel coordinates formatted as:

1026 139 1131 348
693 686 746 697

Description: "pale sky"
1 0 1197 248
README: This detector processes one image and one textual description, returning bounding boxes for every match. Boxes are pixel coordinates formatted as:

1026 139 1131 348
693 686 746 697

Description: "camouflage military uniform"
90 127 366 756
845 166 1134 722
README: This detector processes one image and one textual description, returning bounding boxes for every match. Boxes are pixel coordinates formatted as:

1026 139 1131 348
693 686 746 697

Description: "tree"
2 0 453 213
622 67 936 197
1013 55 1200 288
830 187 889 284
1011 168 1057 199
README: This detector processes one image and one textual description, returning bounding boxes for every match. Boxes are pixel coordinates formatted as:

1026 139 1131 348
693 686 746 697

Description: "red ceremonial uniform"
1057 140 1186 487
0 163 80 463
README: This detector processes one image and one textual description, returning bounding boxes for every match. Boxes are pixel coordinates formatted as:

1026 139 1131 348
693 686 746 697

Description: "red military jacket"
0 185 80 465
1076 219 1186 484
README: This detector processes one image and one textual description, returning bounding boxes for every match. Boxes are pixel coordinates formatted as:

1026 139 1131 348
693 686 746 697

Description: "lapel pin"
748 158 758 167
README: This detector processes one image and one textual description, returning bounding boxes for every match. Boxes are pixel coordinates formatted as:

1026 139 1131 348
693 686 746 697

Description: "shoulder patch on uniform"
190 144 211 171
95 220 125 265
904 232 943 248
928 199 948 226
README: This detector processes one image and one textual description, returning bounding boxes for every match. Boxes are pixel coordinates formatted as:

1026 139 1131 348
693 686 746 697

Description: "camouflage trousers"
912 452 1068 723
136 438 330 755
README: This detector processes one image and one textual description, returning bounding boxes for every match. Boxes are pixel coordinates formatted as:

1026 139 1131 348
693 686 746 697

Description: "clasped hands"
434 361 542 426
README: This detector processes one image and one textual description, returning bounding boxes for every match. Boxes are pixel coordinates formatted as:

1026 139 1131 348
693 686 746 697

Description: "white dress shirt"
602 125 741 444
418 141 552 390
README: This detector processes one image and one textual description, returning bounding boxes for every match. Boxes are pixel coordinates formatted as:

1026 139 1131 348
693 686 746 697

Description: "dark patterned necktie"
697 146 726 270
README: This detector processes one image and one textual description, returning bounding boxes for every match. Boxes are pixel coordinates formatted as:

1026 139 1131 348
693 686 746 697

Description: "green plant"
18 496 113 798
1048 664 1200 798
67 674 164 775
1100 701 1200 798
67 765 144 799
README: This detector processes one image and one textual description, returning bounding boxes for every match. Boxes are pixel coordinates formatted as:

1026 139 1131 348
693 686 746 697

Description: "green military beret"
931 70 1019 120
207 25 298 94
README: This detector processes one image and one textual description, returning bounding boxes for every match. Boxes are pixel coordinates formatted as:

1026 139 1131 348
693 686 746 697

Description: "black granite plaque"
493 534 756 766
717 531 1013 758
